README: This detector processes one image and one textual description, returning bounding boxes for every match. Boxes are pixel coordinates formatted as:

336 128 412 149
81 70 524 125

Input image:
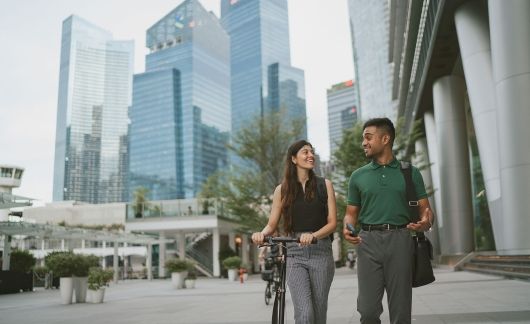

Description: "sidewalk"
1 267 529 324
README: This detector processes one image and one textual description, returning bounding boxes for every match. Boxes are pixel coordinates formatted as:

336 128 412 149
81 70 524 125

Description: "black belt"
361 224 407 231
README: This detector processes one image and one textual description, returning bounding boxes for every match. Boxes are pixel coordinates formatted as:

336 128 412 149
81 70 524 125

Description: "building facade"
347 0 394 120
129 0 230 200
53 15 133 204
389 0 530 256
326 80 359 157
221 0 307 144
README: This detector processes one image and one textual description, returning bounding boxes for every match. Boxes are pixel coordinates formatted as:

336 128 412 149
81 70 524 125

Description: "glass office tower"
348 0 394 120
221 0 307 142
327 80 359 156
53 15 133 203
129 0 230 200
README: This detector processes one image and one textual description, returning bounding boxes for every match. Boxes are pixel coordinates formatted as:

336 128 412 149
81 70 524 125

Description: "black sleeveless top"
291 182 327 233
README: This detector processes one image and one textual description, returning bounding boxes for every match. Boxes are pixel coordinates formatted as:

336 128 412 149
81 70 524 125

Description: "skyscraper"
221 0 307 142
129 0 230 200
53 15 133 204
327 80 359 156
347 0 394 120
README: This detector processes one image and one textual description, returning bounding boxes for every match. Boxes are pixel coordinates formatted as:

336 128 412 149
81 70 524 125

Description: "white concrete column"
61 239 65 250
176 232 186 260
433 76 475 255
158 232 166 278
489 0 530 254
123 243 128 279
455 0 503 249
212 228 220 277
102 241 107 268
414 138 441 256
241 234 250 266
424 112 443 228
2 235 11 270
146 243 153 280
81 239 85 249
113 241 119 283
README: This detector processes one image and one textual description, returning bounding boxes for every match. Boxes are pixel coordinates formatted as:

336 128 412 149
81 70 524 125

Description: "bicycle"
262 255 281 305
259 236 316 324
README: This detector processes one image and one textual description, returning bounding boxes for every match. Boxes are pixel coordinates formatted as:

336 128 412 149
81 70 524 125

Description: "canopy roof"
0 192 33 209
0 221 166 244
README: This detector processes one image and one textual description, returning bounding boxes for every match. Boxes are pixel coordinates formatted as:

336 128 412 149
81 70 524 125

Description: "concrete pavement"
1 266 529 323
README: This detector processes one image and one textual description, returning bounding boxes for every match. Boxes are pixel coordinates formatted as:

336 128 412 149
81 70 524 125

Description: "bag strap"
400 161 425 239
316 176 328 216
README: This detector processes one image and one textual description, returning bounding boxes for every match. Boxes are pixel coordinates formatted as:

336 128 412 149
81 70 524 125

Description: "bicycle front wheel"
265 282 272 305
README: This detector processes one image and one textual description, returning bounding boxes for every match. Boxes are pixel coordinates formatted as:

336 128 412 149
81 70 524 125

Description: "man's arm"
343 205 362 244
406 198 434 232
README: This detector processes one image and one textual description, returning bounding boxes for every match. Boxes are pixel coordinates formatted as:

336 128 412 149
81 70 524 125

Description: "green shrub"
165 259 193 273
72 254 100 277
45 252 76 278
222 256 241 269
88 267 113 290
10 250 36 273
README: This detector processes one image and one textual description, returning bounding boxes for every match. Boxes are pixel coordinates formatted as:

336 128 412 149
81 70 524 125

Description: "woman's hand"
252 232 265 245
299 233 315 246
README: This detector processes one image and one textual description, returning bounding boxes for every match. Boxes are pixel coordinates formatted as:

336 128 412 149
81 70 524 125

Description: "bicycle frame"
261 236 316 324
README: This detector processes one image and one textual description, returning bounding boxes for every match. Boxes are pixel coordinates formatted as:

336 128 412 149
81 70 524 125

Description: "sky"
0 0 354 203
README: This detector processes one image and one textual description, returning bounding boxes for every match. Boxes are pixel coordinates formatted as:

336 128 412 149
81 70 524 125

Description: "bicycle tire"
265 282 272 305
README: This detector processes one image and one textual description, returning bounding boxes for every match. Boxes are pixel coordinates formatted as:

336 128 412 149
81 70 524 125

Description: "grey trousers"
286 237 335 324
356 228 414 324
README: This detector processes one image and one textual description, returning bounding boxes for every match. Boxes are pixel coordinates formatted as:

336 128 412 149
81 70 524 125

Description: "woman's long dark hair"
280 140 317 235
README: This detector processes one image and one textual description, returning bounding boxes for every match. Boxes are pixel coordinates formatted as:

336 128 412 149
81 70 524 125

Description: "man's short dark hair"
363 117 395 144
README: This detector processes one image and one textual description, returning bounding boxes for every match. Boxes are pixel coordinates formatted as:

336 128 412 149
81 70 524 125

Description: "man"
343 118 433 324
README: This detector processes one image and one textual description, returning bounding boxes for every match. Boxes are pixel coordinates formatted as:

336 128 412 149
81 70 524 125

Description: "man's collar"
370 158 399 169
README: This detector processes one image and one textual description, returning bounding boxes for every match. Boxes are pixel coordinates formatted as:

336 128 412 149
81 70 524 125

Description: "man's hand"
407 207 433 232
343 225 362 245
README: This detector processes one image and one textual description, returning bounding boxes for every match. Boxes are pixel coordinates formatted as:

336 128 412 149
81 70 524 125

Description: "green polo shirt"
347 159 428 225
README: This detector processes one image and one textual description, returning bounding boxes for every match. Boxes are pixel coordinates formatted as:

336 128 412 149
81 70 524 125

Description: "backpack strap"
315 176 328 216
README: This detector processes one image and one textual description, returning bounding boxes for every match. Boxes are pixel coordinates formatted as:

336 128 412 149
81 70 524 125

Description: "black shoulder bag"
400 161 435 288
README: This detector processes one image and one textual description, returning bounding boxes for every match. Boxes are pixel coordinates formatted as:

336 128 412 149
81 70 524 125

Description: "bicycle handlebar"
263 236 317 244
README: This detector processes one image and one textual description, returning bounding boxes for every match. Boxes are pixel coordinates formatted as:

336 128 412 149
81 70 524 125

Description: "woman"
252 140 337 324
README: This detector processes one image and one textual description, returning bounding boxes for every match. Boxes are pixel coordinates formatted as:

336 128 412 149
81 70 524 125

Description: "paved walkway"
1 267 529 324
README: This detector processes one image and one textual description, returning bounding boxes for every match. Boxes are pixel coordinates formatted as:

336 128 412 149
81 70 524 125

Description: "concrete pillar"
212 228 220 277
2 235 11 270
61 239 65 250
424 113 443 228
432 75 475 255
176 232 186 260
489 0 530 254
123 243 128 279
158 232 166 278
81 239 85 249
241 234 250 267
113 241 119 283
414 138 441 256
455 0 503 249
146 243 153 280
102 241 107 268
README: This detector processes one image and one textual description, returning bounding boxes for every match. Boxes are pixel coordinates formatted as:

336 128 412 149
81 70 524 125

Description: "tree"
200 110 305 232
132 187 149 218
